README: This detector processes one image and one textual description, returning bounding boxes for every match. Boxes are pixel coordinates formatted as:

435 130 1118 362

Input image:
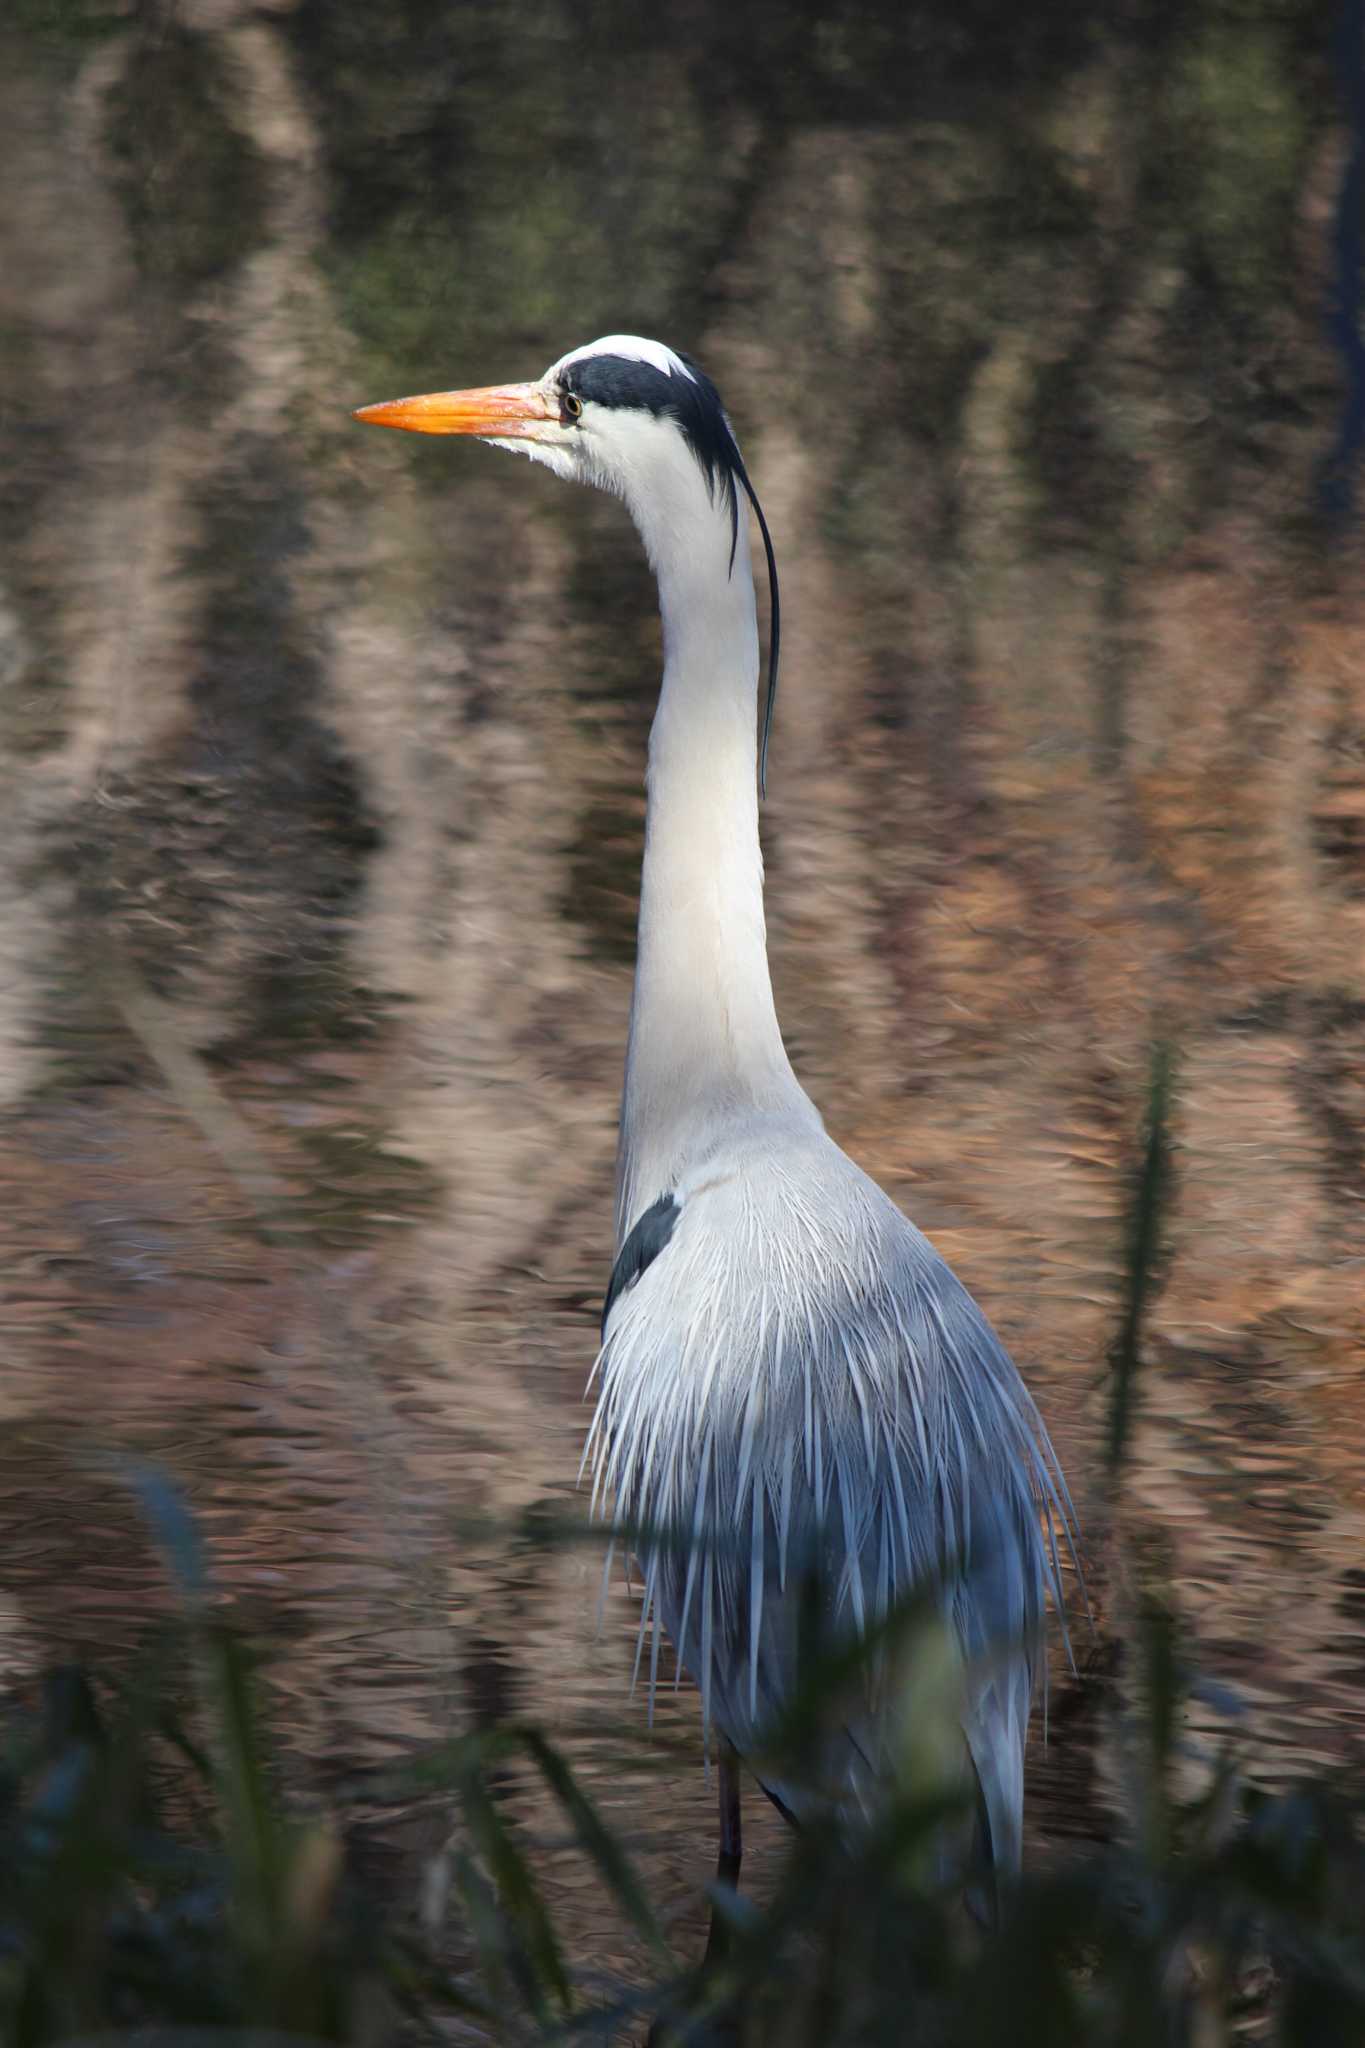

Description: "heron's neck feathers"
616 477 811 1238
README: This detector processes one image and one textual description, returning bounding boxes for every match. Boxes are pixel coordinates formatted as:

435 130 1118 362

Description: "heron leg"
703 1737 742 1967
645 1746 743 2047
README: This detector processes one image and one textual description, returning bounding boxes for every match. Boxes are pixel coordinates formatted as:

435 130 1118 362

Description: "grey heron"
355 335 1076 1910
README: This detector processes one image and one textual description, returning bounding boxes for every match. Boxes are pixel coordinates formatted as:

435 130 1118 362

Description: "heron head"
355 334 741 517
354 333 781 790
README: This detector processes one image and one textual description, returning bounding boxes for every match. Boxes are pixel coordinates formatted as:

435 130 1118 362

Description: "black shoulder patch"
601 1192 679 1338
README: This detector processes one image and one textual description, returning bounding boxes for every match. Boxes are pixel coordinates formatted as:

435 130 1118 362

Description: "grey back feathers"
585 1122 1076 1867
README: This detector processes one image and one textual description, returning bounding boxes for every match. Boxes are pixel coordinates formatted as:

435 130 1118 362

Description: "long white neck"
614 472 813 1240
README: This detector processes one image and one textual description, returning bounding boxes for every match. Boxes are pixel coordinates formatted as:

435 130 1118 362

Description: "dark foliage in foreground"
4 1592 1365 2046
3 1055 1363 2045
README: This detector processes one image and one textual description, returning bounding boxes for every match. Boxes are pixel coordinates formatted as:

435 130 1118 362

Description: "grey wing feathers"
582 1134 1075 1868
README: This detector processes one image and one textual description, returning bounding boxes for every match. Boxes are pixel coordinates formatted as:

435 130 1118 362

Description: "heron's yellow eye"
562 391 583 422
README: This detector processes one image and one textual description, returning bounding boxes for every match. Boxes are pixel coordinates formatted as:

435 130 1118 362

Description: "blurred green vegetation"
106 23 268 291
5 1533 1364 2041
1164 21 1310 318
6 0 124 72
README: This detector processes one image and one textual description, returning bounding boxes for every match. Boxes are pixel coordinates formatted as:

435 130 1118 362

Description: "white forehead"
543 334 696 384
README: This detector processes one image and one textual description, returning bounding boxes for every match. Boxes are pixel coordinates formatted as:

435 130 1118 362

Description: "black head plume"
735 459 780 801
560 348 781 798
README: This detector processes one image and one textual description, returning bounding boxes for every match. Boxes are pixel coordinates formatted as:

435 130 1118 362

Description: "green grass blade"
1107 1042 1176 1478
460 1763 572 2020
518 1726 669 1963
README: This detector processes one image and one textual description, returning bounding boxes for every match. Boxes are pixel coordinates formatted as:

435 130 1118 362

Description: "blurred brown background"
1 0 1362 1927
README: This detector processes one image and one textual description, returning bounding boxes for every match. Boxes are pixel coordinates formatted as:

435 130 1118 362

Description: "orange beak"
352 380 556 439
